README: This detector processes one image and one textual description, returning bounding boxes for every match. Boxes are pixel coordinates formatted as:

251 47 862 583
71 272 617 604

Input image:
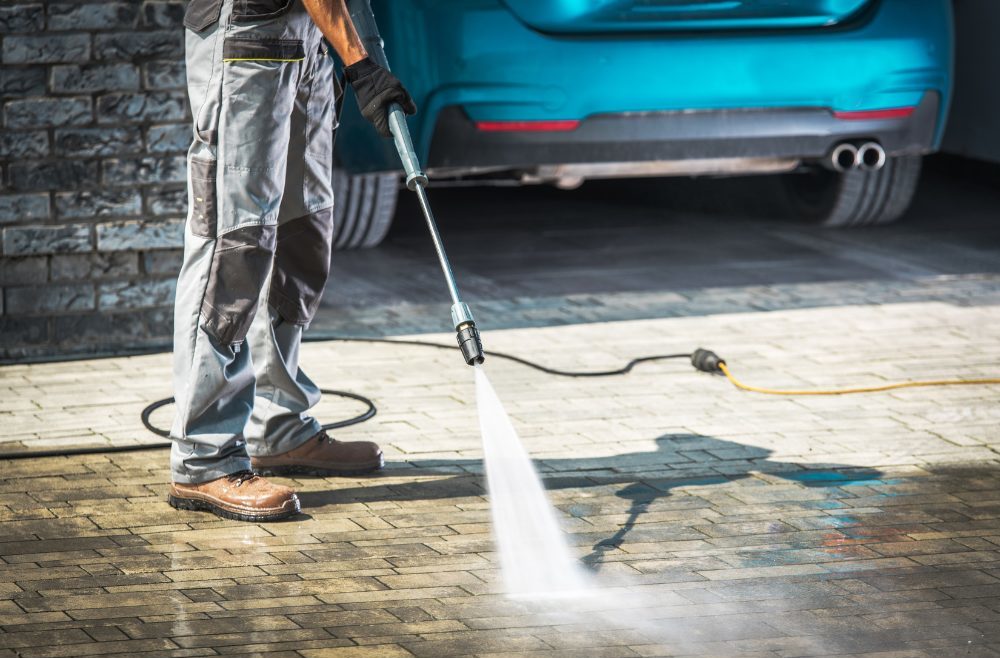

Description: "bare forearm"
301 0 367 65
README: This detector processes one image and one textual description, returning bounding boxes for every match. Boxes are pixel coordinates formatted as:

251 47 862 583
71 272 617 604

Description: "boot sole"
253 454 385 478
167 493 300 522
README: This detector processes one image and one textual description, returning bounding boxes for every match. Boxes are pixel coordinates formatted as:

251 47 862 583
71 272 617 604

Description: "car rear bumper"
426 92 939 174
334 0 952 175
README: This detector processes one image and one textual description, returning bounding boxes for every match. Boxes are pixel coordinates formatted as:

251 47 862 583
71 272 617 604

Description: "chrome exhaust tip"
857 142 886 171
829 143 859 173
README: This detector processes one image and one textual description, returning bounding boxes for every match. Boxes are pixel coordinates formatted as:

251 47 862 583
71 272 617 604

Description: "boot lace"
226 470 259 487
316 431 338 444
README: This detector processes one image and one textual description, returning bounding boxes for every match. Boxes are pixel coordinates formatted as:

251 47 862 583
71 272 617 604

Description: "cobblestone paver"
1 288 999 656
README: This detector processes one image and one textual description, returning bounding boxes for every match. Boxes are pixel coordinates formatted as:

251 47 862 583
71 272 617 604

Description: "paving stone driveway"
2 284 999 656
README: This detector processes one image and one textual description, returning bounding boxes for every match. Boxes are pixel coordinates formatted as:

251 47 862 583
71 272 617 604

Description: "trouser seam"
256 291 281 447
191 9 226 145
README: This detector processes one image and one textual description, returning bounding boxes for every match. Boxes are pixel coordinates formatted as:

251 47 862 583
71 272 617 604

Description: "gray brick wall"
0 1 188 360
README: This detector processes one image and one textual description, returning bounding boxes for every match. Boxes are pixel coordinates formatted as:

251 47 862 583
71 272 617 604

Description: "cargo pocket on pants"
222 36 305 63
201 224 278 348
189 158 217 239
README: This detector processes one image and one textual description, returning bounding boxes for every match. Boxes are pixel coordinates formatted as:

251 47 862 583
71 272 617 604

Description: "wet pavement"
1 155 999 656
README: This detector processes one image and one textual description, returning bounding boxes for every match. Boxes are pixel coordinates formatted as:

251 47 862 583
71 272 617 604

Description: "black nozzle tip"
456 322 485 366
691 348 724 374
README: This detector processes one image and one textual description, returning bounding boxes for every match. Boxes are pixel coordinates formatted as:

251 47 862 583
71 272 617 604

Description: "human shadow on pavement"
297 433 882 570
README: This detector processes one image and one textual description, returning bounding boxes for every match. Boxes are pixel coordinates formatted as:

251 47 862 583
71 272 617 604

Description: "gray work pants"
172 0 339 483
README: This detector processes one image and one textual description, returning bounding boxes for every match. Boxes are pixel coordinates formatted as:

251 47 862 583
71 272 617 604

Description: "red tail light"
833 107 915 121
475 120 581 132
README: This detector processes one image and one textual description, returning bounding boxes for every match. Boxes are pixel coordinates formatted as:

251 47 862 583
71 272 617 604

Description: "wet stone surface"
1 291 999 656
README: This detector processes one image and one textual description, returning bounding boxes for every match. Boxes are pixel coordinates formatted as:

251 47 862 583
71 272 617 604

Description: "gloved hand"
344 56 417 138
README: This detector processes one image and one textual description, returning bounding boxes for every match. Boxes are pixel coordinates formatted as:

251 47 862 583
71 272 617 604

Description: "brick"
55 189 142 220
54 126 141 157
51 252 136 283
0 68 46 97
51 308 167 346
6 283 94 315
94 30 182 61
48 2 139 31
103 155 185 185
146 187 186 216
96 91 187 124
0 5 45 33
98 277 175 310
143 60 186 90
3 34 90 64
146 124 190 153
141 305 172 339
8 160 98 192
0 131 48 159
0 315 49 348
142 249 181 275
4 97 92 129
3 223 91 256
96 219 183 251
50 64 140 93
300 646 416 658
0 256 46 285
0 194 50 225
142 1 185 29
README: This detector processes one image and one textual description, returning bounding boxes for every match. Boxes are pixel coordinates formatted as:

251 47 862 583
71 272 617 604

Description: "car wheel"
332 169 399 249
781 155 922 227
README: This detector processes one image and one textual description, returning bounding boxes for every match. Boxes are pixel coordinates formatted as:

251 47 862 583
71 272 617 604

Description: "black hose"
0 337 691 460
0 388 376 461
138 388 377 439
325 336 690 377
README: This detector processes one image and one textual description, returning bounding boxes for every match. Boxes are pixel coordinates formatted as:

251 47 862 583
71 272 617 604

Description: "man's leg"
245 42 383 476
169 0 308 519
244 36 333 455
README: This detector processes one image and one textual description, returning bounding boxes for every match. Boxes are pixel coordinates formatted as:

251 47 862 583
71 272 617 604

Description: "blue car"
331 0 953 248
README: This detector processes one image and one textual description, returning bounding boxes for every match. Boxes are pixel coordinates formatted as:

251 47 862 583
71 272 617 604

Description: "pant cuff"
248 417 323 458
170 454 253 485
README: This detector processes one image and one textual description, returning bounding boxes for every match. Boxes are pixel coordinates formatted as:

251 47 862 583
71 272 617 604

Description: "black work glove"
344 57 417 138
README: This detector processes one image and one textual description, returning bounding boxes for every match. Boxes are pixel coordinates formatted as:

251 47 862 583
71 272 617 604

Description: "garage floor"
315 154 1000 337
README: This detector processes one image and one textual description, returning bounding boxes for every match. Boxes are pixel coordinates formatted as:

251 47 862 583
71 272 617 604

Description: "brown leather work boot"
168 471 300 522
251 430 384 476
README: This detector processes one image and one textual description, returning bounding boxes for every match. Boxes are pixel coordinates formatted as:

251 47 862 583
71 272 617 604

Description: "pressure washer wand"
388 107 485 366
346 0 485 366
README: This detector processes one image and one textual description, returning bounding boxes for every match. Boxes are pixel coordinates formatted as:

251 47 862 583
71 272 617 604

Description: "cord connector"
691 348 725 374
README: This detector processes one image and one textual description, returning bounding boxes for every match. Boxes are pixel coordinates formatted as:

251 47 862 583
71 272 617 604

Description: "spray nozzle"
456 322 485 366
451 303 485 365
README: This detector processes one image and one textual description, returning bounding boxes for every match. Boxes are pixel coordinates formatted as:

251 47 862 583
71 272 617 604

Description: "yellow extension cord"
718 362 1000 396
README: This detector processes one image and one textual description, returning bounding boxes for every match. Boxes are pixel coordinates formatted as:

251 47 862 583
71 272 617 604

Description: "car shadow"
297 433 882 570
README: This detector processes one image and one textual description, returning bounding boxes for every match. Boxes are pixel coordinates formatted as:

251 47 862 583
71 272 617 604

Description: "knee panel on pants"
269 208 333 325
201 224 278 347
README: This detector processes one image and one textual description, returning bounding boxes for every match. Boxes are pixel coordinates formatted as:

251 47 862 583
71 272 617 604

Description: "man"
168 0 415 521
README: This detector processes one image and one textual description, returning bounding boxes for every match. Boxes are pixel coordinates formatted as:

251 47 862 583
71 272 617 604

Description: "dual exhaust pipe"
828 141 886 173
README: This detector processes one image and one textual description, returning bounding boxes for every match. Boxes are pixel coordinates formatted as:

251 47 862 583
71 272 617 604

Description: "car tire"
332 169 399 249
781 155 922 227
